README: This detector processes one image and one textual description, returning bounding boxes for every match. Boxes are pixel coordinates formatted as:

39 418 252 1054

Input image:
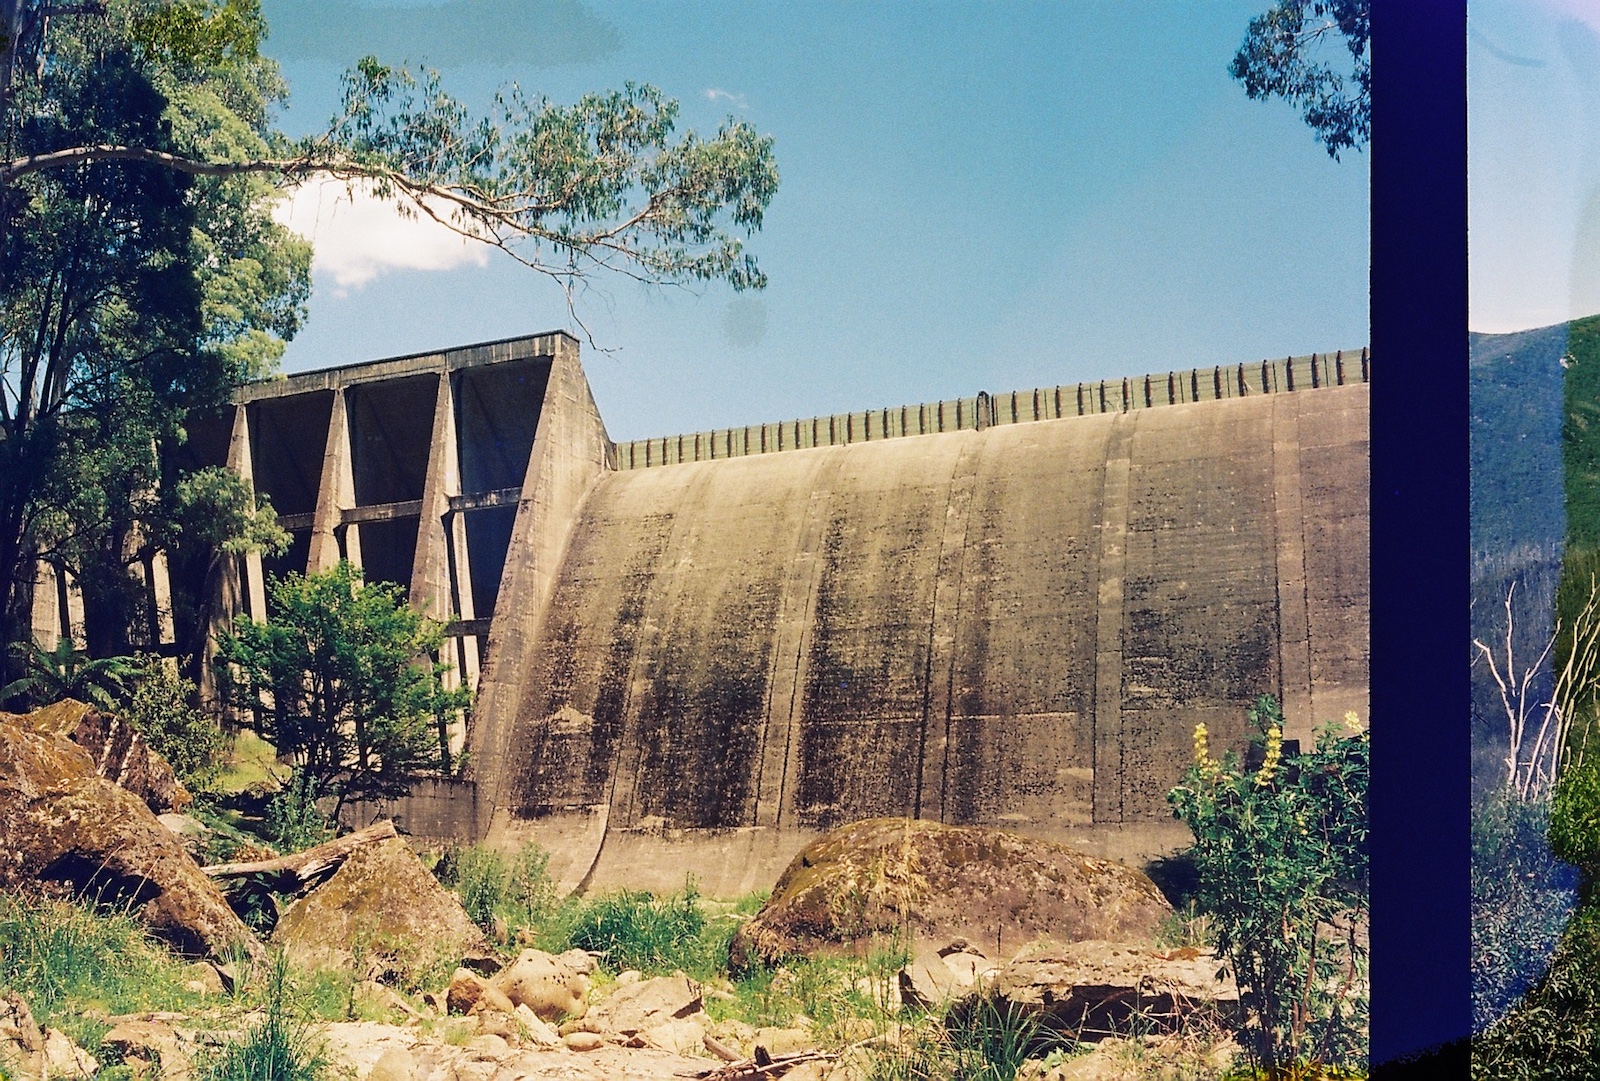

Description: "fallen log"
201 820 397 894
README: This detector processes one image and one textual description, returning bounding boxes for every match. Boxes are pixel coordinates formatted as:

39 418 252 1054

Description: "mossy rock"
274 837 493 980
728 818 1172 970
0 712 256 960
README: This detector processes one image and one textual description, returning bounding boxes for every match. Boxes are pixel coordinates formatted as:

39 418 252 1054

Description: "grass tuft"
0 890 202 1050
197 952 331 1081
565 882 712 975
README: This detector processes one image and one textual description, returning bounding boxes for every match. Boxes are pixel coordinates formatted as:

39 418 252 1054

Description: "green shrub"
1549 754 1600 873
1474 903 1600 1079
856 996 1055 1081
945 996 1051 1080
441 845 508 930
437 841 559 937
123 655 225 790
1473 792 1578 1030
1166 695 1368 1072
717 943 907 1031
264 769 333 852
198 952 330 1081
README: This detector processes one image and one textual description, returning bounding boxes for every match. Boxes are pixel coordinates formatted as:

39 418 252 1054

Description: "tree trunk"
203 818 396 894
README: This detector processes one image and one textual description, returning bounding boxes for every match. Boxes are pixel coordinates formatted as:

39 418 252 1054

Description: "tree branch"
0 143 303 184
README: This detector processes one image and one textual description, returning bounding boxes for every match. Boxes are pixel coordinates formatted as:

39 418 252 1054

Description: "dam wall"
481 367 1368 895
141 333 1368 896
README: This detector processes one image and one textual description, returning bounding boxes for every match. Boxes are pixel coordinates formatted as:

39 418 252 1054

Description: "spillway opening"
455 359 551 493
463 504 516 618
348 375 435 506
247 392 334 518
354 518 420 594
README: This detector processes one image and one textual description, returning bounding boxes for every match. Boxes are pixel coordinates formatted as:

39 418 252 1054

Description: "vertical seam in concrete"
918 434 983 821
1271 393 1316 744
754 451 849 830
1092 411 1137 825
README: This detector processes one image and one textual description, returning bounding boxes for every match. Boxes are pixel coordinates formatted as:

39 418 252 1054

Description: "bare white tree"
1475 574 1600 800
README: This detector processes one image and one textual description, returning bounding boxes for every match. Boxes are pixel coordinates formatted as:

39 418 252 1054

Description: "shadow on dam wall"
271 336 1369 897
482 380 1368 896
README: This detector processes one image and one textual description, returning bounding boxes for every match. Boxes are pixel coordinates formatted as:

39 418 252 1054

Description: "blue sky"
1471 0 1600 334
259 1 1370 441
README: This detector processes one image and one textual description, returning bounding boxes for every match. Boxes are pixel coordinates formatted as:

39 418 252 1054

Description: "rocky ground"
0 701 1254 1080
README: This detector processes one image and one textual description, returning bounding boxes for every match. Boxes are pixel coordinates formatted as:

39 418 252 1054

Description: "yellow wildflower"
1255 725 1282 787
1343 710 1363 734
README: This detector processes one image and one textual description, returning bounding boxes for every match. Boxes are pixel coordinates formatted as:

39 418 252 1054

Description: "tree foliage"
1 3 780 300
1167 695 1369 1071
216 561 469 814
0 0 309 665
1230 0 1370 160
0 0 777 679
122 653 225 789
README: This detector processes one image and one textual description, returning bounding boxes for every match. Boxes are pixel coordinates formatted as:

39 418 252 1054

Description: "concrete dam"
144 332 1369 893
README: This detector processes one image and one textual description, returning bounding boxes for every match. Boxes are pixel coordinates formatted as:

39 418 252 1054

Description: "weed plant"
717 944 908 1031
122 655 225 791
857 996 1056 1081
1476 901 1600 1079
566 883 714 974
945 996 1052 1080
264 769 333 852
1168 696 1369 1073
436 841 558 936
1472 791 1579 1030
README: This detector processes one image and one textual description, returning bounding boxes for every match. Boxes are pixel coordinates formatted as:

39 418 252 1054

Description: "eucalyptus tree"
1231 0 1370 160
0 0 779 675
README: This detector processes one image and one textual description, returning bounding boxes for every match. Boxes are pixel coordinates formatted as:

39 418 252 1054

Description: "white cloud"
272 180 490 295
704 87 749 110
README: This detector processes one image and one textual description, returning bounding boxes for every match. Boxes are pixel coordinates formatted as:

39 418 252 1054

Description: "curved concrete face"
492 383 1369 890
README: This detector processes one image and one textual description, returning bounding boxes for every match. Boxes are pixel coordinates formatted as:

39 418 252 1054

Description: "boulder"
40 1029 97 1079
0 994 100 1080
584 975 702 1037
16 699 189 813
369 1047 417 1081
514 1003 562 1047
448 968 516 1017
0 713 257 960
563 1031 604 1052
182 960 226 996
898 943 999 1007
99 1019 192 1079
971 939 1241 1039
158 814 212 861
730 818 1173 968
751 1026 817 1057
640 1016 705 1055
273 836 492 976
490 948 591 1022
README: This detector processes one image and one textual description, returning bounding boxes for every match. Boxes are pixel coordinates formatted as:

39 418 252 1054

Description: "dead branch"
687 1047 838 1081
202 819 395 893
